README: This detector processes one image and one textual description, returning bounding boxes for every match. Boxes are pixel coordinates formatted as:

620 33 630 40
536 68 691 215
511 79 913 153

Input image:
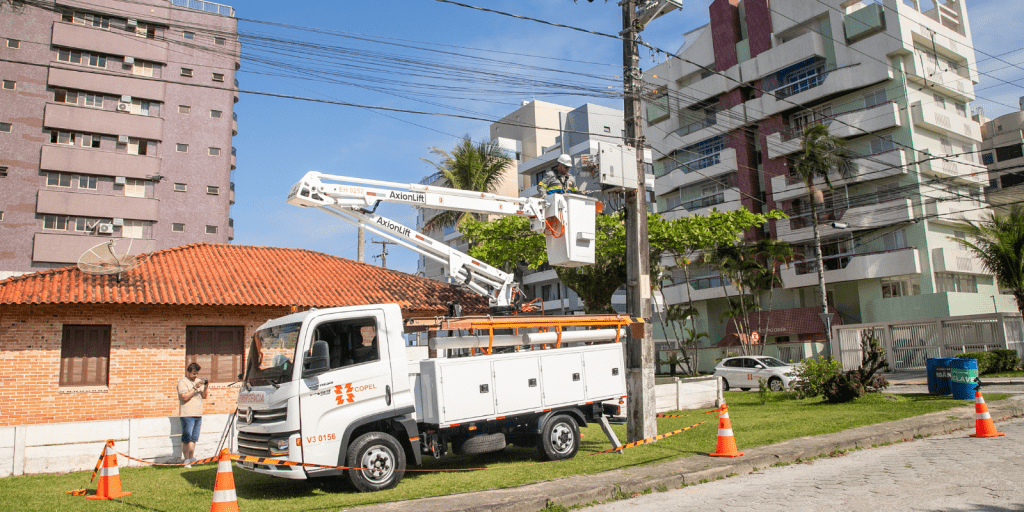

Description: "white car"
713 356 800 391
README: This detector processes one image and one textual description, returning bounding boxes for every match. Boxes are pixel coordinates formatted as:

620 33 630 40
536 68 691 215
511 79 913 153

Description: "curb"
350 399 1024 512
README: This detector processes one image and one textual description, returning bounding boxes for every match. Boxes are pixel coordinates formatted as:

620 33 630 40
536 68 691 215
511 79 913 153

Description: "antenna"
370 238 399 268
77 238 154 281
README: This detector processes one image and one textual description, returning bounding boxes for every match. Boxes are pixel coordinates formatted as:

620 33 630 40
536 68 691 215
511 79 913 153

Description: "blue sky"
228 0 1022 276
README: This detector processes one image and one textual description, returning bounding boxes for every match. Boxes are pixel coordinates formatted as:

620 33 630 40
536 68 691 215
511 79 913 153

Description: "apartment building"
0 0 238 279
977 103 1024 214
643 0 1015 362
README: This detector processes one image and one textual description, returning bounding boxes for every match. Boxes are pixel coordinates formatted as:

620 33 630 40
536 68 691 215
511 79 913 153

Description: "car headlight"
268 437 290 457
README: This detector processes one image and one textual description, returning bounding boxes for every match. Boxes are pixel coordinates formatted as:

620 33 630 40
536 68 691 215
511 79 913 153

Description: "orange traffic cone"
87 440 131 500
709 405 744 457
969 390 1006 438
210 449 240 512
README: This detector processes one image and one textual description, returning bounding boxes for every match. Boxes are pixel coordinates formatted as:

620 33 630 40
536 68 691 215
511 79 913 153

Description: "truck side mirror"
303 340 330 376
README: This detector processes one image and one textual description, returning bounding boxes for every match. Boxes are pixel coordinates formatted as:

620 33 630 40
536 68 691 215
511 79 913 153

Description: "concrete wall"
654 375 720 413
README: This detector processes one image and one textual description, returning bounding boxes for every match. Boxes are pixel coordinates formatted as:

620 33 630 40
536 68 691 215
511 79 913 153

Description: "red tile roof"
0 243 487 315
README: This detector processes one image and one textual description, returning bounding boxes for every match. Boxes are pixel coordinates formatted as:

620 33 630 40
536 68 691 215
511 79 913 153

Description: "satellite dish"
78 238 154 280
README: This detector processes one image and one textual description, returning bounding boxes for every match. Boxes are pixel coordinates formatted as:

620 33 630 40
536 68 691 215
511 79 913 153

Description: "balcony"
36 190 158 221
910 101 981 142
44 103 163 141
776 198 914 242
754 31 827 85
770 149 907 203
925 199 991 225
47 66 164 102
765 128 805 160
233 78 239 103
231 146 236 170
171 0 235 17
229 181 235 205
918 154 987 185
829 101 902 139
52 22 167 63
780 247 921 289
40 144 161 179
232 112 238 136
228 218 234 241
661 276 739 304
931 247 988 275
905 60 974 102
33 233 155 264
655 147 736 195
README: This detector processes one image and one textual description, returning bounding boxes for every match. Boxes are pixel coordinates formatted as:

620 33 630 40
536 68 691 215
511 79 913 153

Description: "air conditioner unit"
117 135 129 144
112 218 124 226
123 56 135 65
127 18 137 27
97 224 114 234
115 176 126 184
117 103 130 112
120 95 132 103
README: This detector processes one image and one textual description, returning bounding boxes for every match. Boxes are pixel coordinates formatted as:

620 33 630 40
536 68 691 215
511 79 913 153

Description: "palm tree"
951 205 1024 317
793 123 858 347
420 136 513 232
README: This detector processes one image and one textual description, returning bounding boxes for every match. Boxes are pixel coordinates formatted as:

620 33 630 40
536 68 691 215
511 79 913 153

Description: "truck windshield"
244 322 301 386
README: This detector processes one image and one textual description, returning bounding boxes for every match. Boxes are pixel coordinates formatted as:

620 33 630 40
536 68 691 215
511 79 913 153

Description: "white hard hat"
557 154 573 167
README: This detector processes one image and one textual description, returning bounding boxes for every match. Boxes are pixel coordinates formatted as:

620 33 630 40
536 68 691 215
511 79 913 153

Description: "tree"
793 123 858 343
420 136 513 232
951 204 1024 317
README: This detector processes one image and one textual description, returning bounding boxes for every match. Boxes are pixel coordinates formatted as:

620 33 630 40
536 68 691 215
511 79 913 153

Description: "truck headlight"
268 438 290 457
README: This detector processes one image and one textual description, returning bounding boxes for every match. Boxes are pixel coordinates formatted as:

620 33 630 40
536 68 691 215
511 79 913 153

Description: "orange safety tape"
655 405 725 419
112 448 221 467
586 419 710 456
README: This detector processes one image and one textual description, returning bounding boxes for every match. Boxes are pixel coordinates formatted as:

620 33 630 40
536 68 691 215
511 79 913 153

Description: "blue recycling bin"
949 358 979 401
926 358 953 395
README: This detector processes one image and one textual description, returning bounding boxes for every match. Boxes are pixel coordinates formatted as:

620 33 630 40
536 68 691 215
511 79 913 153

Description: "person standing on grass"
177 362 208 468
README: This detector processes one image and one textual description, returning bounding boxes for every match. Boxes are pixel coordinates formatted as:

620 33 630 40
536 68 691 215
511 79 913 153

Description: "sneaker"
184 458 193 468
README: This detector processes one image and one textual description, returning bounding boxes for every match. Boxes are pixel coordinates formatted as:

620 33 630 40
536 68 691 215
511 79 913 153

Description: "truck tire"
451 433 507 455
537 414 579 461
346 432 406 492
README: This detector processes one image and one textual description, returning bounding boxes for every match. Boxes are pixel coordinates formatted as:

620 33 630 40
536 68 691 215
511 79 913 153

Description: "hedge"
956 350 1021 374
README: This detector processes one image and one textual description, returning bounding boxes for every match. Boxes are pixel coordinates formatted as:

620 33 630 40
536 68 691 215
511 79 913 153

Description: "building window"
57 48 82 64
134 23 157 39
961 143 975 163
86 53 105 68
215 36 225 45
880 275 920 298
50 130 76 145
80 133 101 148
186 326 244 383
124 178 145 197
74 217 98 231
940 138 953 156
645 93 669 124
212 73 225 82
132 61 154 77
935 272 978 293
982 153 994 165
130 99 150 116
871 134 895 154
933 94 946 110
0 122 11 133
176 143 189 153
6 39 19 49
127 138 149 156
2 80 14 90
995 144 1024 162
205 225 218 234
181 67 193 77
0 211 5 221
862 88 887 109
0 166 7 178
78 174 98 189
46 172 72 187
172 223 185 232
210 110 222 118
43 214 68 230
174 182 187 192
59 325 111 387
183 31 194 40
208 147 221 156
54 89 78 104
178 105 191 114
207 185 219 195
881 229 907 250
121 219 144 238
83 92 103 108
956 102 967 117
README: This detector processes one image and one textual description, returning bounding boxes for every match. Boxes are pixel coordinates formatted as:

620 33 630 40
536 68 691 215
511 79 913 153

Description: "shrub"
956 352 992 374
823 330 890 403
757 378 770 405
793 356 842 399
959 350 1022 374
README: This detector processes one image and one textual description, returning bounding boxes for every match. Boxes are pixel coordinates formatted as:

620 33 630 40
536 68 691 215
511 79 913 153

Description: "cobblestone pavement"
586 416 1024 512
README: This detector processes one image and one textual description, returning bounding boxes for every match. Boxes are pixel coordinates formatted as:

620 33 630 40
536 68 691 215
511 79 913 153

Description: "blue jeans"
180 416 202 444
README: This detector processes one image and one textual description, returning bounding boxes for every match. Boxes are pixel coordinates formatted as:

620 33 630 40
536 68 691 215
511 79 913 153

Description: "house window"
50 130 76 145
174 182 187 192
86 53 105 68
178 105 191 114
176 143 189 153
212 73 225 82
956 102 967 117
871 134 895 154
6 39 19 49
881 229 907 250
995 144 1024 162
933 94 946 110
185 326 244 383
205 225 218 234
127 138 149 156
880 275 921 298
59 325 111 387
130 99 150 116
85 13 109 29
940 138 953 155
57 48 82 64
83 92 103 108
982 153 994 165
43 214 68 230
183 31 194 40
961 144 975 163
215 37 225 45
1 80 14 90
0 211 4 221
207 186 219 195
862 88 887 109
81 133 101 148
181 67 193 77
135 23 156 39
54 89 78 104
0 166 7 178
78 174 98 189
124 178 145 197
172 223 184 232
208 147 221 156
0 122 11 133
133 61 154 77
47 172 73 187
210 110 222 118
935 272 978 293
121 219 144 238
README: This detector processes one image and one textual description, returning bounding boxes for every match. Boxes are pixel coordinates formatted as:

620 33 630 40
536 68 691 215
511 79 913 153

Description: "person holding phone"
177 362 208 467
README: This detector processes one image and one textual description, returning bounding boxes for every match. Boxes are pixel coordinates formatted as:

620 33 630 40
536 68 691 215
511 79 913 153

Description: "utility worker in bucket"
538 154 579 195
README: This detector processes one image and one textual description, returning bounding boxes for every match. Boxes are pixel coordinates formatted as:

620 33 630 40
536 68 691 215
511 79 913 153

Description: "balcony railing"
793 246 915 275
232 112 237 121
171 0 234 17
689 275 730 290
764 58 832 100
675 116 717 137
419 171 444 185
659 150 723 177
680 192 725 211
231 146 236 156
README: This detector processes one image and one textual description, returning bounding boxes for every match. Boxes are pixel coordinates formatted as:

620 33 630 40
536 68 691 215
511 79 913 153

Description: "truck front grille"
237 431 272 457
236 406 288 425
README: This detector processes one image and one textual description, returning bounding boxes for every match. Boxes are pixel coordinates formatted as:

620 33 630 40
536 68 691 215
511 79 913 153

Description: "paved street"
586 412 1024 512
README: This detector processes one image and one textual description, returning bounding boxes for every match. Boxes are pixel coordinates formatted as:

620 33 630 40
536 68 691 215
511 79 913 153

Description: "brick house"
0 243 486 427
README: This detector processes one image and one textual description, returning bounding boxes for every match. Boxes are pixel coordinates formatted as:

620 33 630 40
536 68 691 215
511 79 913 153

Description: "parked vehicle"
713 356 800 391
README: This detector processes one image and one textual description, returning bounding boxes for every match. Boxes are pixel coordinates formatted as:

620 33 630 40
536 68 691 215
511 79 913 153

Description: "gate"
888 323 940 370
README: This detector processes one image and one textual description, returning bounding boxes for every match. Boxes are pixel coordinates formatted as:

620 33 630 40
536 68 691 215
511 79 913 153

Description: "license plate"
241 461 254 469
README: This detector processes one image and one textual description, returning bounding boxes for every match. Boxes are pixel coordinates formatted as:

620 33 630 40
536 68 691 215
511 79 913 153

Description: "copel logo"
334 382 378 405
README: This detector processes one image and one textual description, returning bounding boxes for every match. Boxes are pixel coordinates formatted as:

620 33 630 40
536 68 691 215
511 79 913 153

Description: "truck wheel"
768 377 784 392
537 414 579 461
452 433 507 455
346 432 406 492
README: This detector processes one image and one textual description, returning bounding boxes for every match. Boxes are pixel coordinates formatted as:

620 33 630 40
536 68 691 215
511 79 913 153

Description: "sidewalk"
353 396 1024 512
887 370 1024 386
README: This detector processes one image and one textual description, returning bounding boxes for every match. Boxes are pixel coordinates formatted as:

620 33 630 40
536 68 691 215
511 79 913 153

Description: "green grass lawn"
2 392 1001 511
984 370 1024 378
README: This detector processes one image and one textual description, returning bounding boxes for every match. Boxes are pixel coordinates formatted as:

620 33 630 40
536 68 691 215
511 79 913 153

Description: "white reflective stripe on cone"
219 460 233 472
976 397 986 404
977 412 992 420
721 412 730 419
98 466 119 477
718 428 734 437
212 489 236 502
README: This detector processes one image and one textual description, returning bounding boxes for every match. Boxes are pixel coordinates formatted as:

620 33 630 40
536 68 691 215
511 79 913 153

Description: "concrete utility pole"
358 226 365 262
620 0 680 442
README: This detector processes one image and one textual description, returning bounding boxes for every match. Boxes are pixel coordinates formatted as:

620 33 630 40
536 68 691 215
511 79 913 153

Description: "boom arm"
287 171 596 310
